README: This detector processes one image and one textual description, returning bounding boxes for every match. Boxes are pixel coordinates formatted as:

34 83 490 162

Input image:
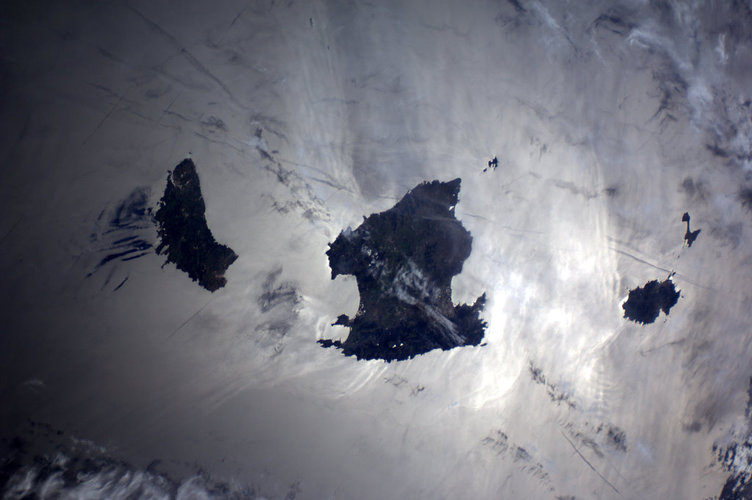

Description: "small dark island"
622 277 680 324
154 158 238 292
681 212 701 247
320 178 486 361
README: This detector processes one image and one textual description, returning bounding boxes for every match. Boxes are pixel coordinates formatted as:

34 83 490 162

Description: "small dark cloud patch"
590 11 635 36
87 187 154 287
256 320 291 337
529 362 577 409
574 423 628 453
707 143 731 159
514 446 531 462
200 115 226 132
257 148 331 222
384 374 425 396
254 320 291 357
481 430 553 490
91 236 152 271
739 186 752 211
622 276 680 324
680 177 707 201
285 481 302 500
144 85 171 100
681 177 698 196
506 0 525 13
649 64 688 126
494 0 534 29
258 268 301 313
682 421 702 433
254 268 301 356
703 96 752 171
109 188 151 231
604 425 627 453
710 223 742 249
563 423 604 459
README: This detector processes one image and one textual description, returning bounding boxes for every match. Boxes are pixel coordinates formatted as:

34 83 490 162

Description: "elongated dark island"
154 158 238 292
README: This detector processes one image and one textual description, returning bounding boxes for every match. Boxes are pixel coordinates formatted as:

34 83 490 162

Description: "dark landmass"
154 158 237 292
622 277 680 324
716 377 752 500
718 446 752 500
681 212 700 247
320 178 486 361
483 156 499 173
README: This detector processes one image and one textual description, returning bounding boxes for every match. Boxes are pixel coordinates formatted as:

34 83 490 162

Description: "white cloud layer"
3 0 752 498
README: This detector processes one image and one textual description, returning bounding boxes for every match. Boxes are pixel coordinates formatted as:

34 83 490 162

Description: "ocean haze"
2 0 752 498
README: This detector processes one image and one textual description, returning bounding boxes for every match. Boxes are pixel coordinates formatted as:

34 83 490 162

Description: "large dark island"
622 277 680 324
154 158 238 292
320 178 486 361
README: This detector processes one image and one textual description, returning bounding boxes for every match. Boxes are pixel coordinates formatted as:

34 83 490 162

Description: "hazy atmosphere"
3 0 752 498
